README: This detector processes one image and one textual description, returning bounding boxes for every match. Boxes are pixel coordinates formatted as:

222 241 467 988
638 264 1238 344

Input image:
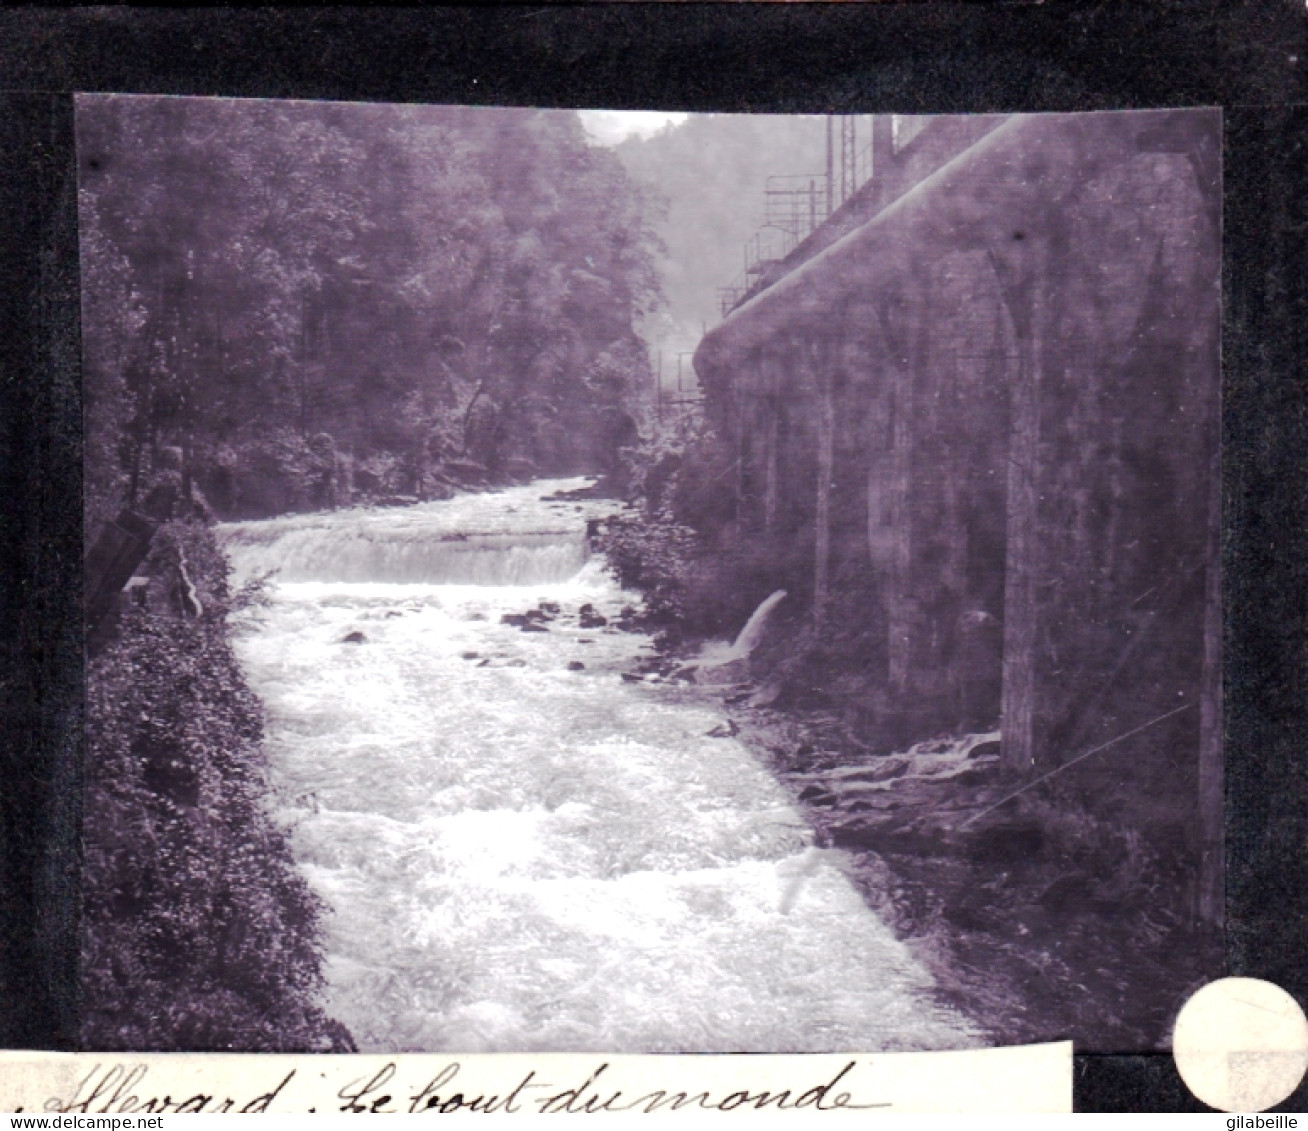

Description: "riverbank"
677 677 1219 1053
596 484 1218 1052
83 520 354 1052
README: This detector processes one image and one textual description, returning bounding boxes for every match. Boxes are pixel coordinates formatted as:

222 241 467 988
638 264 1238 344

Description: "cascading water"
221 479 978 1054
731 588 788 655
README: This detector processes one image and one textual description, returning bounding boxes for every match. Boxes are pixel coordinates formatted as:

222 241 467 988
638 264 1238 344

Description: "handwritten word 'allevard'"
46 1064 294 1114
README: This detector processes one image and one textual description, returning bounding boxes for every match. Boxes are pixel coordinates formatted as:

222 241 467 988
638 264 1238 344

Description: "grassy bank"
83 520 352 1052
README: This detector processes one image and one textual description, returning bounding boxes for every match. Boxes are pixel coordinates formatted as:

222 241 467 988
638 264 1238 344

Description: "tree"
79 96 663 522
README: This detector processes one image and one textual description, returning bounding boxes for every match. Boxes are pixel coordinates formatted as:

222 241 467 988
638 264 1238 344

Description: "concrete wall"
695 110 1221 887
740 115 1009 306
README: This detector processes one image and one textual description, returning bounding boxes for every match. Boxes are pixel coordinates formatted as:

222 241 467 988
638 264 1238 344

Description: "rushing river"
220 479 977 1054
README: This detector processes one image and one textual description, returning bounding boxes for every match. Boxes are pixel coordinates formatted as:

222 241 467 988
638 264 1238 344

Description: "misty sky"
578 109 689 146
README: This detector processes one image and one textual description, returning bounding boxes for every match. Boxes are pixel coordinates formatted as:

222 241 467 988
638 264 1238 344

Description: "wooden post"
85 510 158 654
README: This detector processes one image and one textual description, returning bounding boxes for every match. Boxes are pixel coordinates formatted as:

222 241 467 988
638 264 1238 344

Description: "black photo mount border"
1 3 1306 1113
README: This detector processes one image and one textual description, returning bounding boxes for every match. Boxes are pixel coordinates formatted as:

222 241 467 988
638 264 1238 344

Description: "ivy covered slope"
82 521 352 1052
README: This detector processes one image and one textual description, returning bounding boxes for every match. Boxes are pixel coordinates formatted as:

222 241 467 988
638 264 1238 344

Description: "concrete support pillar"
886 350 914 695
813 346 836 634
732 378 746 521
872 116 894 183
995 248 1045 775
762 355 780 533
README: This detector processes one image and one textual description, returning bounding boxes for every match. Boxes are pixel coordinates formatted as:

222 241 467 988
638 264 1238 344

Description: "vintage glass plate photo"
77 95 1220 1057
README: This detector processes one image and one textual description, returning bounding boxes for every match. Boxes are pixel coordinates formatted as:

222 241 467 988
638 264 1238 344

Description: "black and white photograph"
78 96 1221 1057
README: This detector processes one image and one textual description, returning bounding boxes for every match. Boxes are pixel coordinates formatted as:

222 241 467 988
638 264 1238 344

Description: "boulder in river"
342 630 368 644
578 604 607 629
442 459 489 483
521 623 549 634
567 661 586 671
500 613 530 627
693 657 749 685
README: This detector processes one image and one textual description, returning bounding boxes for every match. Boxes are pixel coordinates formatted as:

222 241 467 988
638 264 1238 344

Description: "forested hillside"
79 96 662 530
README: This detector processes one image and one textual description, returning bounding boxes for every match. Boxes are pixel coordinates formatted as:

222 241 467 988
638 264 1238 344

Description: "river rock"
419 480 455 501
500 613 530 626
342 630 368 644
693 657 750 685
443 459 488 481
578 604 607 629
567 661 585 671
461 652 479 660
538 601 561 616
521 623 549 633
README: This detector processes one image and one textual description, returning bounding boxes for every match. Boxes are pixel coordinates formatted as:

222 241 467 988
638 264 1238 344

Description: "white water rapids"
220 479 978 1053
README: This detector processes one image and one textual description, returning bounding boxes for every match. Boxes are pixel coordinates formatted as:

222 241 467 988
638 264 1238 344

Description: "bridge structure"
694 110 1222 920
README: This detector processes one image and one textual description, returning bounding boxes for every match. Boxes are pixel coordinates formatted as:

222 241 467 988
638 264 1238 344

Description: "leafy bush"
82 521 352 1051
602 423 803 643
599 508 703 633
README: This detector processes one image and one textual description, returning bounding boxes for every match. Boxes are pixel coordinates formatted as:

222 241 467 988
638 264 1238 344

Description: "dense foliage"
603 423 803 644
79 96 661 530
83 521 351 1051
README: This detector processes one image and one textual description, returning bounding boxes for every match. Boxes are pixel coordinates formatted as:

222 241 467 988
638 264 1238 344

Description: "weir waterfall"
220 480 977 1053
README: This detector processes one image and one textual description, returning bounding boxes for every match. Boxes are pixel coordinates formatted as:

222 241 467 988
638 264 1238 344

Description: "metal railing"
717 117 880 319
